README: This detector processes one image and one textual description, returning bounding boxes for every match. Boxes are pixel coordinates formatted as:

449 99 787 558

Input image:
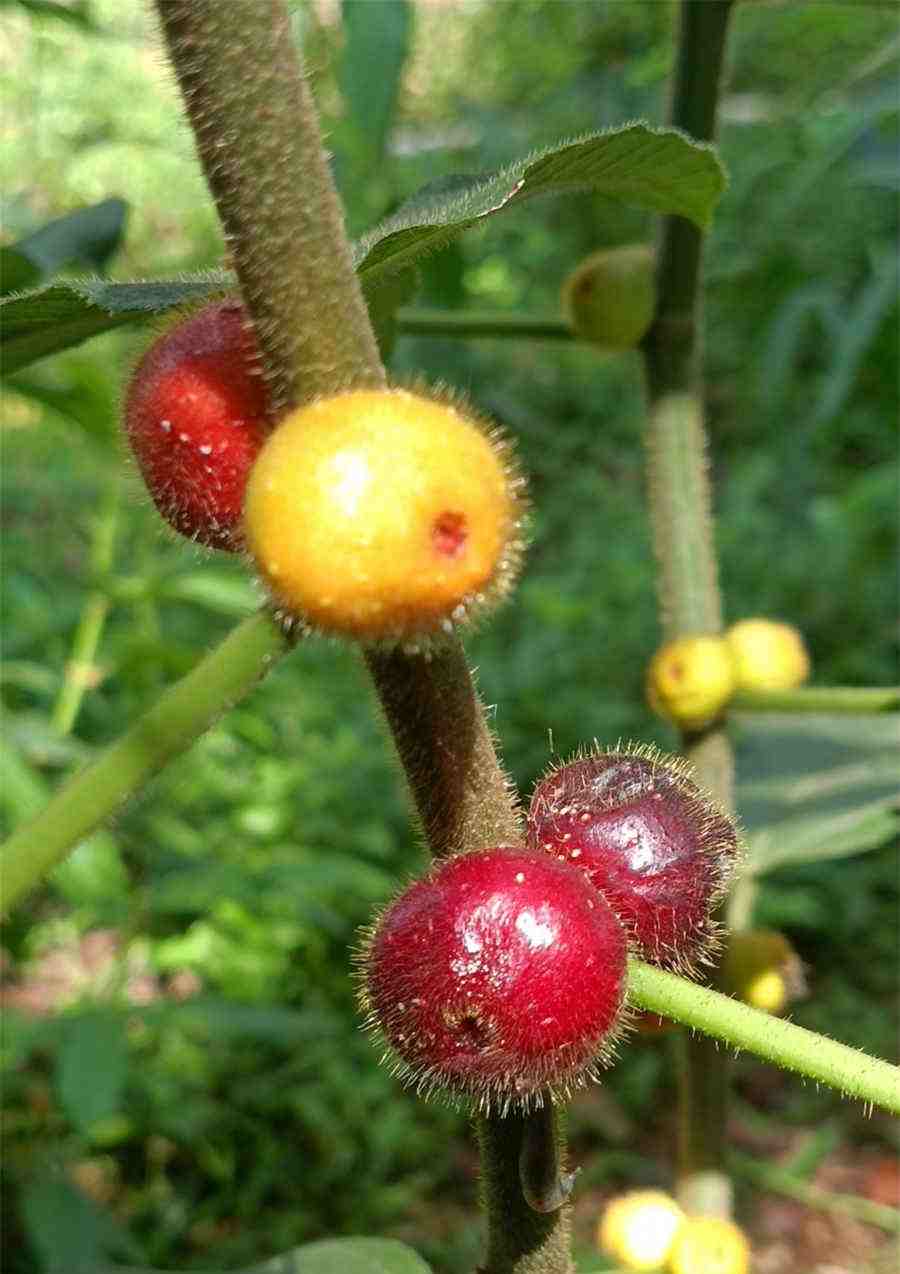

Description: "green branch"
733 686 900 714
1 610 290 914
397 309 574 343
638 0 736 1187
730 1151 900 1234
628 959 900 1117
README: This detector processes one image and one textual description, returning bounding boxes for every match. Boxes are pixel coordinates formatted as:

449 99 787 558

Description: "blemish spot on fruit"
359 847 627 1110
160 419 172 432
457 1014 490 1049
432 510 468 558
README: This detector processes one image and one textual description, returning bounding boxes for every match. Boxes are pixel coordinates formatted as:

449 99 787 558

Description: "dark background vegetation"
2 1 897 1271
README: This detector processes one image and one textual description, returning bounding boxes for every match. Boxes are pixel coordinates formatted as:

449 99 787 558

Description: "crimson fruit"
527 747 740 972
124 299 269 550
358 847 628 1111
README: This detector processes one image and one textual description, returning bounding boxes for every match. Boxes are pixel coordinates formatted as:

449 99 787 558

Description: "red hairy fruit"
124 299 269 550
527 746 740 972
358 847 628 1112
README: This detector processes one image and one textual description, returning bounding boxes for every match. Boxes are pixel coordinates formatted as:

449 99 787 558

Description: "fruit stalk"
153 6 564 1269
628 959 900 1116
637 0 736 1189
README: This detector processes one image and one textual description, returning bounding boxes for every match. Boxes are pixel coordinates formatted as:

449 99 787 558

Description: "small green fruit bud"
562 245 655 350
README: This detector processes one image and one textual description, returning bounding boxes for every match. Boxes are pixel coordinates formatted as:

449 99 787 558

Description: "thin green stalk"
155 7 559 1271
638 0 736 1189
397 309 573 343
0 609 290 914
628 959 900 1117
51 476 122 736
733 686 900 714
730 1151 900 1234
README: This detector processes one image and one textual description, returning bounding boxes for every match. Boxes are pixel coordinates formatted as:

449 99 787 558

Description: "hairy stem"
628 959 900 1116
1 610 290 914
477 1113 574 1274
155 0 383 413
364 641 522 859
639 0 736 1189
155 6 558 1270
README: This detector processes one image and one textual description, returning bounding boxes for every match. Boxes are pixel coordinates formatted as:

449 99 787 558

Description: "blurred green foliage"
2 1 897 1271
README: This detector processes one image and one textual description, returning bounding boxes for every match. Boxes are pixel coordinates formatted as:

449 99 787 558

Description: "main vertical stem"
154 5 566 1269
639 0 736 1198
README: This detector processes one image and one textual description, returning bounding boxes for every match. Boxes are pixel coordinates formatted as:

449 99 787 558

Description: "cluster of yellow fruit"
647 618 811 731
242 388 526 642
599 1189 750 1274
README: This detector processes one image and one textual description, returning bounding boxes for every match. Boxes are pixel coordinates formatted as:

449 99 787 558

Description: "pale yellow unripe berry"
646 635 736 731
725 618 810 692
598 1190 685 1271
722 929 805 1016
668 1216 750 1274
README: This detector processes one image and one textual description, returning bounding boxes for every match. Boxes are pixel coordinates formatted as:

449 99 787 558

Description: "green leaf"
101 1237 432 1274
55 1012 129 1135
735 712 899 874
22 1178 142 1274
1 126 724 372
1 199 128 297
0 0 99 30
340 0 411 162
353 124 727 283
0 272 230 375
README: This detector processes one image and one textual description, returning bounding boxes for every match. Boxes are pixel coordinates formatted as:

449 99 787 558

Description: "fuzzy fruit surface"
243 388 522 640
646 635 736 731
598 1190 684 1271
361 847 627 1110
527 750 739 969
125 300 268 550
562 244 655 350
668 1216 750 1274
726 617 811 692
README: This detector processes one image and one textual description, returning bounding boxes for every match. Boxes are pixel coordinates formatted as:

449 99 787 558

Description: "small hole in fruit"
432 510 468 558
456 1013 489 1049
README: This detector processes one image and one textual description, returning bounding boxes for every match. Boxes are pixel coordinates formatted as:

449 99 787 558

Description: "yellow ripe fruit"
598 1190 685 1271
668 1217 750 1274
562 244 656 350
242 388 523 640
646 635 736 731
725 618 811 692
722 929 804 1016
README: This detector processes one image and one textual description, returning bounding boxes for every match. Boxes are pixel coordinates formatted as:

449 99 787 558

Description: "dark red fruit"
358 847 628 1112
124 299 269 550
527 747 740 972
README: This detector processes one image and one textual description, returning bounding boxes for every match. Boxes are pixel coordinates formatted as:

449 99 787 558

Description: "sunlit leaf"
735 712 899 874
353 124 727 283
